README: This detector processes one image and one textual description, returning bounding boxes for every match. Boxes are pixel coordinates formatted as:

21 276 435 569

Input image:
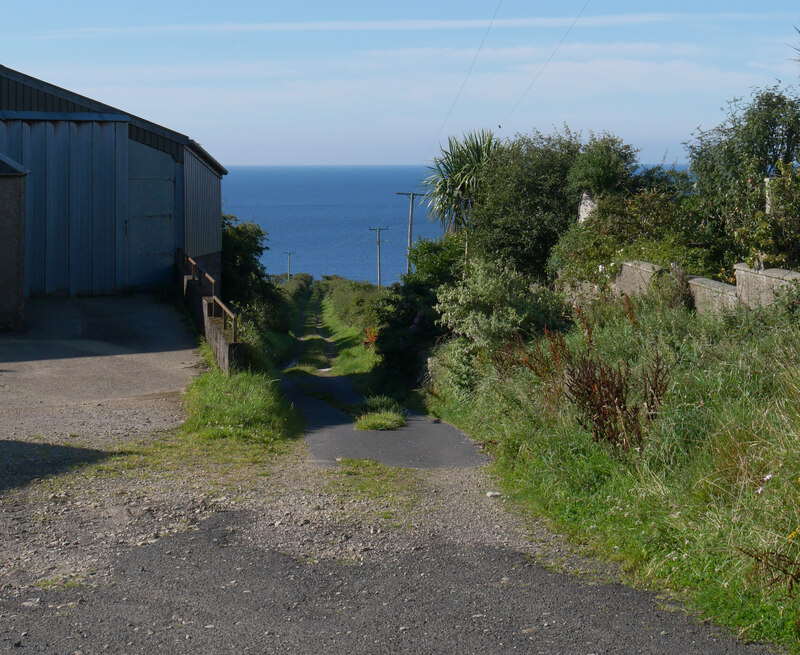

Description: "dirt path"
0 296 782 653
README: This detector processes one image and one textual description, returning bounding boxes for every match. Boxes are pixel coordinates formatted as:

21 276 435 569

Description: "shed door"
127 141 174 288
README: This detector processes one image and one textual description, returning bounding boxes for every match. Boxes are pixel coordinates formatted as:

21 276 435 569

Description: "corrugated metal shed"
0 65 227 298
184 148 222 258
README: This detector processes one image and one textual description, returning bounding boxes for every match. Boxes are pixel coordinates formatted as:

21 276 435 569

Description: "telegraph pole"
283 251 295 282
396 192 421 275
369 227 389 289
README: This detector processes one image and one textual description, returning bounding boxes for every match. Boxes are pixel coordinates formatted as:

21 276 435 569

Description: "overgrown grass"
426 286 800 650
354 395 407 431
320 291 379 379
182 297 305 453
181 369 303 449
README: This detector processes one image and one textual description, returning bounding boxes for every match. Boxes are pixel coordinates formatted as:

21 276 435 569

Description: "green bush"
566 132 638 197
319 276 387 333
687 85 800 271
436 259 571 348
548 185 718 286
282 273 314 303
373 234 464 388
221 213 291 334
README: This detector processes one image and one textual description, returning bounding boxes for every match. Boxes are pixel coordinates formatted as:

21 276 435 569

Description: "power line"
423 0 504 161
498 0 591 129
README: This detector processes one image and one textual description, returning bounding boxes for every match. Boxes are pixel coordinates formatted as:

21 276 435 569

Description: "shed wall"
184 148 222 258
0 119 127 297
0 164 26 326
127 140 176 288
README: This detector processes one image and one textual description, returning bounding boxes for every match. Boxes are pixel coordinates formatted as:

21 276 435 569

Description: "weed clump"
355 396 407 431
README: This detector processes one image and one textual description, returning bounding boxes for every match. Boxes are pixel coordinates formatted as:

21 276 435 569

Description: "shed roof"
0 65 227 177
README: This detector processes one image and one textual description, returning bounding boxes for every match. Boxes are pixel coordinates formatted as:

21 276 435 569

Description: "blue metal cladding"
0 119 127 297
127 140 175 288
184 148 222 258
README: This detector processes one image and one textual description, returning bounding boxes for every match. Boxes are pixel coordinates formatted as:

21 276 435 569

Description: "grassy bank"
180 296 306 455
426 285 800 649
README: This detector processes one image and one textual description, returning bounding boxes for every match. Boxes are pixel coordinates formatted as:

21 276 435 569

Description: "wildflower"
755 486 764 494
598 264 606 273
763 474 773 482
788 527 800 541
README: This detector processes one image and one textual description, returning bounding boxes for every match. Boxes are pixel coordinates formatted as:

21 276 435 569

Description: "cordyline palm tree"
423 130 500 274
423 129 500 234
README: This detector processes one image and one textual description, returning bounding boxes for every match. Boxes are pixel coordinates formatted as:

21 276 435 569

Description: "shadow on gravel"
0 440 110 491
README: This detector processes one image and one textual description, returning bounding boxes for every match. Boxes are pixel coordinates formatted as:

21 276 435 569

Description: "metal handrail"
176 248 239 342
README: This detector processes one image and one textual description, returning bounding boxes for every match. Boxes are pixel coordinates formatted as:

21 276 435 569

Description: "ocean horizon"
221 165 445 286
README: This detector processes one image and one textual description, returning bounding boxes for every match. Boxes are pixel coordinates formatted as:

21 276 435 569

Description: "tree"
470 127 583 279
566 132 639 197
687 86 800 200
686 85 800 268
423 129 501 233
221 213 270 305
221 213 288 331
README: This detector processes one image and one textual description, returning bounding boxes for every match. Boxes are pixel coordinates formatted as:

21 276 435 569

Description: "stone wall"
0 154 28 328
614 261 799 314
686 276 738 314
734 263 800 309
613 261 665 297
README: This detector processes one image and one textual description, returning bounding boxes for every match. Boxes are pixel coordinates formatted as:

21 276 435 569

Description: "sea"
221 166 445 286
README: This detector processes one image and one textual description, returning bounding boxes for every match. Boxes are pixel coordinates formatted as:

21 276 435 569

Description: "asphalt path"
0 510 776 654
283 374 488 469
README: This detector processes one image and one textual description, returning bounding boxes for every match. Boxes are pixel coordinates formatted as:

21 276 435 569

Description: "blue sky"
3 1 799 166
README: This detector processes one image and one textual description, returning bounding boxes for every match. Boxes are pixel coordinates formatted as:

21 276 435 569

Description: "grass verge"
326 458 419 509
320 294 379 380
425 287 800 651
181 367 303 449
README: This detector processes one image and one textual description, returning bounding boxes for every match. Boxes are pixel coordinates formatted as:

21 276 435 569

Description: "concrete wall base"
202 297 246 374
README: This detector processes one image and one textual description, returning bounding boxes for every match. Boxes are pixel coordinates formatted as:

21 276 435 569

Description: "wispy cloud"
27 12 798 39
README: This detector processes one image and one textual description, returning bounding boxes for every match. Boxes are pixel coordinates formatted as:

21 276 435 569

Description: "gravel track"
0 296 783 653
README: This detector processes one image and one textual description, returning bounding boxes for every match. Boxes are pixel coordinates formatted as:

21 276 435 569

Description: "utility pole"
283 251 295 282
396 192 421 275
369 227 389 289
